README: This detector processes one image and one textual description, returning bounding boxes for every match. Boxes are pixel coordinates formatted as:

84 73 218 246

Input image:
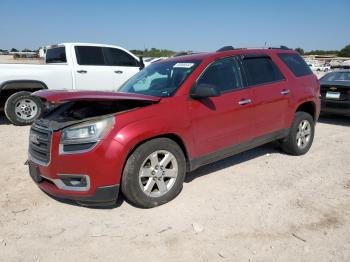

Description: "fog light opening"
57 174 90 191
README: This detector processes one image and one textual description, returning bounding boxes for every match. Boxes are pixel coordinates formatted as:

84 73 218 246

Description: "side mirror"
139 56 145 70
191 83 220 99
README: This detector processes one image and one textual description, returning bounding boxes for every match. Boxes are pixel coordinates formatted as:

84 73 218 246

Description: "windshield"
321 71 350 81
118 60 201 97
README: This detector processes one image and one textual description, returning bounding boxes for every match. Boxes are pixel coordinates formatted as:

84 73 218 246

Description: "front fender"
112 115 195 160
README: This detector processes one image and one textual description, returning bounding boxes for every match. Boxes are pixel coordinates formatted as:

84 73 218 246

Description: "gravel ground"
0 114 349 262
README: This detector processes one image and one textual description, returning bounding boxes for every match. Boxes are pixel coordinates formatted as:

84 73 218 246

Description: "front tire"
281 112 315 156
121 138 186 208
4 91 43 126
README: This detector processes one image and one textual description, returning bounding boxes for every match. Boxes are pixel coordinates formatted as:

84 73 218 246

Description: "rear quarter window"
46 47 66 63
278 53 312 77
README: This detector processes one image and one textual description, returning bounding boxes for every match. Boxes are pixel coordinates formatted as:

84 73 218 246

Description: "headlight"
60 117 115 145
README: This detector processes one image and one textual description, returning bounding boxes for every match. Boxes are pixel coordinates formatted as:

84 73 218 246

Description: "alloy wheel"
296 120 311 149
138 150 178 198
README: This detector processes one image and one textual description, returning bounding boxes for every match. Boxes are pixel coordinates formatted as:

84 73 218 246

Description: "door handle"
238 99 252 105
77 70 87 74
114 70 123 74
281 89 290 95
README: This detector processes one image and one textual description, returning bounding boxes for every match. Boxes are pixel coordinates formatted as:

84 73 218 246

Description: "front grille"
29 124 52 165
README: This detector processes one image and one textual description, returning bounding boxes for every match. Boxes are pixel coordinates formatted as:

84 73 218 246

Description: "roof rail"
173 51 197 57
268 45 291 50
216 46 235 52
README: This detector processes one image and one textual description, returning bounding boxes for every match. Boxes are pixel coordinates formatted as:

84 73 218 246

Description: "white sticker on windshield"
173 63 195 68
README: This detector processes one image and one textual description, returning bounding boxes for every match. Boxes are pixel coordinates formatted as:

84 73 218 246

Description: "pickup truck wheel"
121 138 186 208
281 112 315 156
4 91 43 126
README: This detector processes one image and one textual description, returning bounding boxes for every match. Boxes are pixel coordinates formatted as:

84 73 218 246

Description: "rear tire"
281 112 315 156
121 138 186 208
4 91 43 126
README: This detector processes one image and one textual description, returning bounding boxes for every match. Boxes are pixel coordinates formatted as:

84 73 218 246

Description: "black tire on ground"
121 138 186 208
4 91 44 126
280 111 315 156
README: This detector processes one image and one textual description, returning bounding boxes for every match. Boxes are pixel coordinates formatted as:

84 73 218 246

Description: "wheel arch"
0 80 48 94
123 133 191 175
295 101 316 121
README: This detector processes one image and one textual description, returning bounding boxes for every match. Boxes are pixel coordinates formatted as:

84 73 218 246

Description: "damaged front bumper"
27 121 127 207
28 160 120 206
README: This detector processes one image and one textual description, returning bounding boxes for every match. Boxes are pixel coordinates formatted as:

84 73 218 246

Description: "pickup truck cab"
0 43 145 125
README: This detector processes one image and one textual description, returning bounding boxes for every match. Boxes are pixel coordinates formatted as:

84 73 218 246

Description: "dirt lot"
0 114 349 262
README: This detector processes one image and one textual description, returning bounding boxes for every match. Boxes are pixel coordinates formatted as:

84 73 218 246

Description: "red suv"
28 47 320 208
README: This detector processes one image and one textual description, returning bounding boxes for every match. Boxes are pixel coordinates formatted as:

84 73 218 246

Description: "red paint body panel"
28 49 320 203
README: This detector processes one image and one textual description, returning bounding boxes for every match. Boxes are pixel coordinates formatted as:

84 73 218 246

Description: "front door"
189 56 256 157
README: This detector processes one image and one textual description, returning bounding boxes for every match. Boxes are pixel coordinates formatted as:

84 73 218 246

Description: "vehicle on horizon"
0 50 9 55
308 63 331 72
0 43 146 125
319 70 350 115
27 47 320 208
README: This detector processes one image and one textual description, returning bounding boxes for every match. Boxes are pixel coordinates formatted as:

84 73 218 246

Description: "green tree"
294 48 304 55
304 50 338 55
130 48 176 57
22 48 33 52
10 48 18 52
338 44 350 57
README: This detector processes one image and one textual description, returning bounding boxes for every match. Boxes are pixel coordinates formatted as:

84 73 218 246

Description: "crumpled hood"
32 90 161 103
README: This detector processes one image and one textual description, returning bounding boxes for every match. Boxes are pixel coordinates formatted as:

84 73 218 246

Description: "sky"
0 0 349 52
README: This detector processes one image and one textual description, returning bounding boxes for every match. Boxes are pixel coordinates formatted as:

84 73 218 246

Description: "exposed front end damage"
27 90 160 206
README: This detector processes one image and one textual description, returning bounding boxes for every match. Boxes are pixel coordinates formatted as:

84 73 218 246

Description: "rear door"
103 47 141 89
241 54 290 136
189 56 256 157
73 46 113 90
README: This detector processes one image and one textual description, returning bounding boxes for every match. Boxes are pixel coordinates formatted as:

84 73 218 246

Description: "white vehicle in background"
308 63 331 72
343 60 350 68
143 57 167 63
308 63 317 71
0 43 146 125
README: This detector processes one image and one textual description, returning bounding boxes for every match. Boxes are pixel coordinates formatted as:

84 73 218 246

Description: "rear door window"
242 56 285 86
197 57 243 93
103 47 139 67
278 53 312 77
46 47 66 63
75 46 105 66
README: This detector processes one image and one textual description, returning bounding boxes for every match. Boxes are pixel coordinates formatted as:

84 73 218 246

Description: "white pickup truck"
0 43 145 125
